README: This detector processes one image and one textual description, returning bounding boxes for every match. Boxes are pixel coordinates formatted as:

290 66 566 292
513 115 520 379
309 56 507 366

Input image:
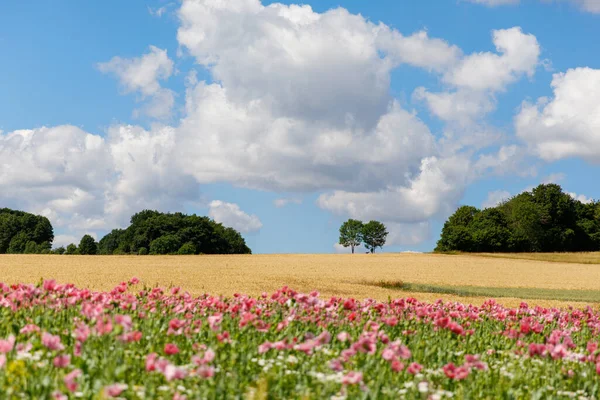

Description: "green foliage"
436 184 600 253
78 235 98 255
98 229 125 255
178 242 197 255
150 234 181 255
54 246 66 255
339 219 364 254
98 210 251 255
0 208 54 254
7 232 29 254
23 241 39 254
138 247 148 256
65 243 78 255
361 221 388 254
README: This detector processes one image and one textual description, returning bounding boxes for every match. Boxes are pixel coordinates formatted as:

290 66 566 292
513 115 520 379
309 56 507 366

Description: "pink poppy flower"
52 392 67 400
407 362 423 375
64 369 82 392
0 335 15 353
53 355 71 368
104 383 128 397
165 343 180 355
42 332 64 351
341 371 363 385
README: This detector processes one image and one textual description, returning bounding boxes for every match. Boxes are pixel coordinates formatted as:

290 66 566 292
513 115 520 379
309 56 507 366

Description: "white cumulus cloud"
208 201 263 233
98 46 175 119
516 68 600 162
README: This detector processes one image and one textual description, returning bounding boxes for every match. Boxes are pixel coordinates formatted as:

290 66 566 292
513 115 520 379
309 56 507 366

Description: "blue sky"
1 0 600 253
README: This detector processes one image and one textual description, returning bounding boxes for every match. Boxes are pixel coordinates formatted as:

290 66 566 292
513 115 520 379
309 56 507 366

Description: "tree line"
436 184 600 253
339 219 388 253
0 208 54 254
0 209 252 255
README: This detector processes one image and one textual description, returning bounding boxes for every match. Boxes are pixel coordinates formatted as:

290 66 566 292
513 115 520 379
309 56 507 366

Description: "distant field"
2 253 600 308
473 252 600 264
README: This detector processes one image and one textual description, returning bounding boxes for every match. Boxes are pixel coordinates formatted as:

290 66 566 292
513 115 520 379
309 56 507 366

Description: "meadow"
2 253 600 398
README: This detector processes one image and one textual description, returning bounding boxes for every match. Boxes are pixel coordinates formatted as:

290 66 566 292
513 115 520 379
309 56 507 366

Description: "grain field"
1 253 599 308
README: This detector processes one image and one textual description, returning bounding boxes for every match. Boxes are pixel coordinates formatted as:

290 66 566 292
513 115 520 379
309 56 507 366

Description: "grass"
470 252 600 265
374 280 600 304
2 253 600 307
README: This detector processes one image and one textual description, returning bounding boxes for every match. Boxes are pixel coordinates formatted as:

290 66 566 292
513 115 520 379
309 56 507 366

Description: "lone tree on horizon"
362 220 388 254
339 219 364 254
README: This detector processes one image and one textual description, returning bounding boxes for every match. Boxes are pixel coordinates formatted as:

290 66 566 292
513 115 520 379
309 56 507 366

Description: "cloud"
98 46 175 119
53 235 82 248
317 156 472 224
482 190 511 208
568 192 594 204
208 201 263 233
274 198 302 208
415 27 540 131
1 1 550 250
444 28 540 91
148 3 175 17
516 68 600 162
333 242 362 254
465 0 600 12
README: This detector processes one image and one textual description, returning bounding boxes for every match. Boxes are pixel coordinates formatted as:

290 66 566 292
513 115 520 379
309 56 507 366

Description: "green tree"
435 206 480 252
78 235 98 255
98 210 252 255
470 209 511 252
24 241 39 254
54 246 66 255
361 221 388 254
7 232 29 254
138 247 148 255
65 243 78 255
339 219 364 254
178 242 197 255
150 235 181 255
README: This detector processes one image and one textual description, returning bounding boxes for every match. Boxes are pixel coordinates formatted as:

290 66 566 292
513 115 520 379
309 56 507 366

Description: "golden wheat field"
2 253 600 308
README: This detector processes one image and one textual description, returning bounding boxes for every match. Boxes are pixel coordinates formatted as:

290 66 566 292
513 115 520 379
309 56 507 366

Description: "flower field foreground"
1 280 600 399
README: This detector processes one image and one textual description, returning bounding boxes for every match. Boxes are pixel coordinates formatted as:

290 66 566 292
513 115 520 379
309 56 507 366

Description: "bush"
150 235 181 255
178 242 197 255
138 247 148 256
65 244 78 255
54 246 66 255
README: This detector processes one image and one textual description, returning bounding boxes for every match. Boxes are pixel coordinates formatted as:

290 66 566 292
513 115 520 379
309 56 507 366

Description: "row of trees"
436 184 600 253
339 219 388 253
96 210 251 255
0 208 54 254
0 208 252 255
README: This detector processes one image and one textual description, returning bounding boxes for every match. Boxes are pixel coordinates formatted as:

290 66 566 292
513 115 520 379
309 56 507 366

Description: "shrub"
178 242 197 255
138 247 148 256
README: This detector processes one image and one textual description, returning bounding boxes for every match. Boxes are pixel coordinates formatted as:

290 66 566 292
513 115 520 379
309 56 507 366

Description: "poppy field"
1 278 600 399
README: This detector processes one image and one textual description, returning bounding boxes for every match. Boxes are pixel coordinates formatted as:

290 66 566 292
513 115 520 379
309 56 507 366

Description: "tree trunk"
351 245 354 254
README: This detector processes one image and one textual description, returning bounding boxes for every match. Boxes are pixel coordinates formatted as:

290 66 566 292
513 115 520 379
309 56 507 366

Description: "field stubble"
1 253 599 308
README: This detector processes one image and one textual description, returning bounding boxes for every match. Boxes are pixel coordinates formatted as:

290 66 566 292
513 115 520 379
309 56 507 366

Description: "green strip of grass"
374 281 600 303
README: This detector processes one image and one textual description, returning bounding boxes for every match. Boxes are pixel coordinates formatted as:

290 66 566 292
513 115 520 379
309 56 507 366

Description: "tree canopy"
97 210 252 255
339 219 364 254
436 184 600 253
362 220 389 254
0 208 53 254
338 219 388 253
78 235 98 255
